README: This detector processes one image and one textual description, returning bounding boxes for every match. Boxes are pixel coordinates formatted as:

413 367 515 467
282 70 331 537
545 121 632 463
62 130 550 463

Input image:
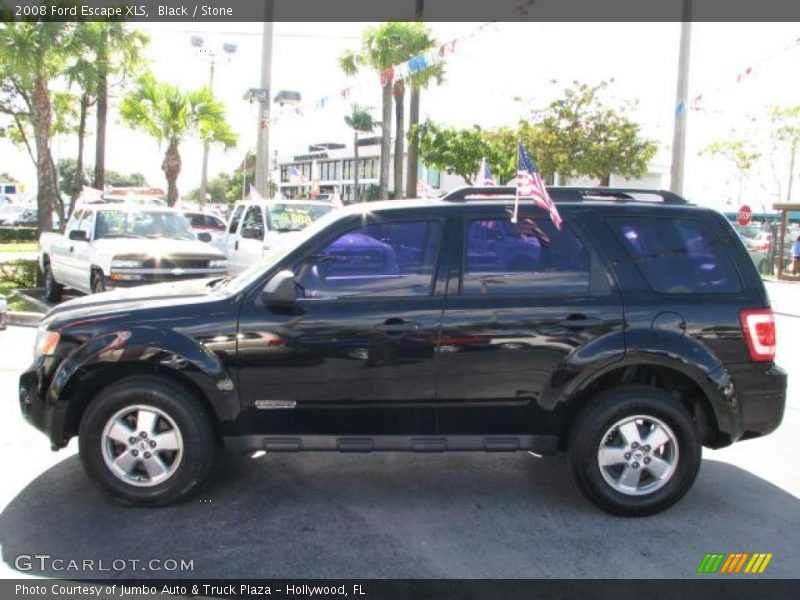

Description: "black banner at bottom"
5 579 800 600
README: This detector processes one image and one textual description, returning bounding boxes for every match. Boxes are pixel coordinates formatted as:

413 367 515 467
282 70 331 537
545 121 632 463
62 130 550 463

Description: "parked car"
0 204 36 226
223 200 334 274
38 205 227 301
183 211 227 250
0 293 7 329
734 229 769 274
20 186 785 516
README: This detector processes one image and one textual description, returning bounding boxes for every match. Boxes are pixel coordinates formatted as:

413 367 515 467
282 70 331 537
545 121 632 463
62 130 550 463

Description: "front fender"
51 326 239 435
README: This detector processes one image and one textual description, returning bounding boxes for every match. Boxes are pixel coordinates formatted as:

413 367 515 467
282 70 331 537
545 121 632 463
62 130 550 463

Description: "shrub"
0 227 38 243
0 259 38 288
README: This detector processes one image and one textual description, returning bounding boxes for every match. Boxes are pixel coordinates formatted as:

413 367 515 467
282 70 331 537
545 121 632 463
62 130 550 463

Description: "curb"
8 311 42 327
13 288 52 313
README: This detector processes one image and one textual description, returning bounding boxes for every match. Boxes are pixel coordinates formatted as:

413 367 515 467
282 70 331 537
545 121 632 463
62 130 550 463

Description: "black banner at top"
4 0 800 22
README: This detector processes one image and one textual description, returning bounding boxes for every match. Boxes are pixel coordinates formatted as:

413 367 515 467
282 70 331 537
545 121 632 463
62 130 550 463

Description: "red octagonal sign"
737 205 752 226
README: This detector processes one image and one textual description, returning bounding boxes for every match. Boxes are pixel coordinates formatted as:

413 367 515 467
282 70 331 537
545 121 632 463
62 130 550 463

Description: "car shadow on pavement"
1 451 798 579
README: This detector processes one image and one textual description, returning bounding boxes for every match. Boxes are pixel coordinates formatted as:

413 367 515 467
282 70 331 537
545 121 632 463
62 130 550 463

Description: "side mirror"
197 231 212 243
262 270 297 305
242 225 264 240
68 230 88 242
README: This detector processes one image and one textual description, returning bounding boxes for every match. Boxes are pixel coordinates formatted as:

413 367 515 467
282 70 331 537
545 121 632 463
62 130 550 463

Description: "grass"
0 242 37 253
5 292 42 313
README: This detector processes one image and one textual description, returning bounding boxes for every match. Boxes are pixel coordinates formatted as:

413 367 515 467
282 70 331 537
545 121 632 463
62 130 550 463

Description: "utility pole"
670 0 692 195
255 2 275 198
198 62 214 207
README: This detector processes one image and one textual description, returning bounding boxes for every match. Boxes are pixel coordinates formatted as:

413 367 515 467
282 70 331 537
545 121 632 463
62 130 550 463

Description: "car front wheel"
43 261 63 303
568 384 701 516
79 376 215 506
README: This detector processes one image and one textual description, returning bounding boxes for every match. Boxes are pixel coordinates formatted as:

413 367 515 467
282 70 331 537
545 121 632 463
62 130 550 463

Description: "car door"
50 209 81 284
235 205 267 273
236 213 448 436
71 209 96 292
435 207 624 435
224 203 245 268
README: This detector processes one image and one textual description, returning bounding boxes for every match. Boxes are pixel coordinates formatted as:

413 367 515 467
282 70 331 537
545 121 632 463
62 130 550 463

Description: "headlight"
209 259 227 269
34 326 60 358
111 258 143 269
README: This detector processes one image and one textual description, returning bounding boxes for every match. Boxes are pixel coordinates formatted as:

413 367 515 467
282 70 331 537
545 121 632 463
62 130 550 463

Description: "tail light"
740 308 776 362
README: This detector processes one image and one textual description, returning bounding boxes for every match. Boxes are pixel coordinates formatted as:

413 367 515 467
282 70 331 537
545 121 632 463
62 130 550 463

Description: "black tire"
568 384 701 516
43 260 63 303
78 376 215 506
91 270 105 294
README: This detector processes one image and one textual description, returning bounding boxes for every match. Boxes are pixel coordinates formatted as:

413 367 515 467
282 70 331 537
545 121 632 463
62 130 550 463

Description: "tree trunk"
600 174 610 187
379 81 393 200
393 80 405 199
93 33 108 189
353 132 360 203
71 92 89 218
406 86 420 198
31 75 55 233
787 140 797 203
161 140 182 207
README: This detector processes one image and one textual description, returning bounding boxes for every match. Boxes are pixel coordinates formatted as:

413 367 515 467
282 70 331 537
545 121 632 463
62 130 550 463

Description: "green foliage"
411 120 495 185
186 151 255 204
701 140 761 173
0 258 38 288
121 74 237 149
59 158 147 198
344 104 377 135
0 227 38 242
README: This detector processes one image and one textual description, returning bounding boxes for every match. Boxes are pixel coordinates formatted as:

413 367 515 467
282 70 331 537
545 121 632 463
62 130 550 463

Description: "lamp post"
192 36 237 208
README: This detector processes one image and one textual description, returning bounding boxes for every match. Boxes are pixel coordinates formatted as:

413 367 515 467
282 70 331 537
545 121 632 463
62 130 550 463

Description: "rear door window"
607 216 742 293
461 217 590 296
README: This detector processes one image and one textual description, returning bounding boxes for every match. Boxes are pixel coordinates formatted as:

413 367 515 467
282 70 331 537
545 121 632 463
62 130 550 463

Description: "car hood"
44 277 222 325
93 237 225 257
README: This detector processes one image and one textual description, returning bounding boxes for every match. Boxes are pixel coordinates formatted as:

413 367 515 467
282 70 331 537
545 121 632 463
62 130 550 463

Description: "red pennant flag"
380 68 394 86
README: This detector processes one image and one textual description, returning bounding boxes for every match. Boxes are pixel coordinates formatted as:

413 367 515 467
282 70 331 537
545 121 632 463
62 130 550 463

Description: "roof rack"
440 186 689 205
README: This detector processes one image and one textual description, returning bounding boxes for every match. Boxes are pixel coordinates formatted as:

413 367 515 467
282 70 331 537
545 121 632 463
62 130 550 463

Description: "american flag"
477 157 495 186
516 142 562 229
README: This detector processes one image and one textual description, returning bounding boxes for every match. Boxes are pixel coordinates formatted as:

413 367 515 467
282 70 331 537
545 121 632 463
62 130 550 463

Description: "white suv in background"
223 200 334 274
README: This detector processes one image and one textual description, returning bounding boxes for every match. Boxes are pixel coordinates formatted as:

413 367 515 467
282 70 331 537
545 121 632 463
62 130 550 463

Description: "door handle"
375 319 420 335
234 241 239 251
556 314 603 328
69 246 74 253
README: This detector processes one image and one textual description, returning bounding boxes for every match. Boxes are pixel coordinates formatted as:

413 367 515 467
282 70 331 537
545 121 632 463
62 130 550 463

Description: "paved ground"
0 282 798 579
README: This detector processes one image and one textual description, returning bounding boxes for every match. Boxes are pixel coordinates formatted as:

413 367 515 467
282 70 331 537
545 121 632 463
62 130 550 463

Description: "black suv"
19 187 786 516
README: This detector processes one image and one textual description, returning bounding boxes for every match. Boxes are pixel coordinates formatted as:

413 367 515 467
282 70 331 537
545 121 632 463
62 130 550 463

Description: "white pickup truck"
39 205 228 302
223 200 334 274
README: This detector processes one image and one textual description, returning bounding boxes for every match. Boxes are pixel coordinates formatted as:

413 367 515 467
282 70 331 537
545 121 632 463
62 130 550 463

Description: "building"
277 138 460 202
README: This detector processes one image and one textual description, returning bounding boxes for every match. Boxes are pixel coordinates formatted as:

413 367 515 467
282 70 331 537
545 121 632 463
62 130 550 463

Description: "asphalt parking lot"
0 281 798 579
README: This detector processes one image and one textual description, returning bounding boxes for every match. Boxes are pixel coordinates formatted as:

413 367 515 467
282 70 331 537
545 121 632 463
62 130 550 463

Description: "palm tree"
339 23 419 200
120 74 238 206
0 21 81 232
344 104 377 203
90 22 148 190
406 62 445 198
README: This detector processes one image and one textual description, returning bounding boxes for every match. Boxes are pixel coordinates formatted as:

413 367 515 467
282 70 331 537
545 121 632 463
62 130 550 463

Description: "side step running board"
224 434 559 455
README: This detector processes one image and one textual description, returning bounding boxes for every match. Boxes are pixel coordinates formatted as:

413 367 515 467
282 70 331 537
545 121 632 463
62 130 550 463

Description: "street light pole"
670 0 692 195
255 5 275 198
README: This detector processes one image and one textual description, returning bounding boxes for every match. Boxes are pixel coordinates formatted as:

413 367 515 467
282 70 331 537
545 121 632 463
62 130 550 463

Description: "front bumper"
19 357 69 447
105 268 227 288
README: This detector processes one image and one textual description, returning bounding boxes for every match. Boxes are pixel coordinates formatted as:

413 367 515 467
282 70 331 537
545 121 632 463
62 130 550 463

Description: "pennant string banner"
679 37 799 115
266 22 495 128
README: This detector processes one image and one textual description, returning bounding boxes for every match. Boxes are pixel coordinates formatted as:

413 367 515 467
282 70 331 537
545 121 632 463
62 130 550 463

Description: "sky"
2 21 799 211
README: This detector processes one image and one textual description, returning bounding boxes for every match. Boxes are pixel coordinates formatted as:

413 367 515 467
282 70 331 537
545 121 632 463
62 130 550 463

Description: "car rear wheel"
79 376 215 506
43 261 63 303
568 384 701 516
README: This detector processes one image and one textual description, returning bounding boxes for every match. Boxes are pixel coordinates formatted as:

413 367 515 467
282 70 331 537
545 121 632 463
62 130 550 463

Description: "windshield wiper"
208 276 233 291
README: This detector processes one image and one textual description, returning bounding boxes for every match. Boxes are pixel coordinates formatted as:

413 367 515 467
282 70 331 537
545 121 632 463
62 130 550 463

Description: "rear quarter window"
607 216 742 294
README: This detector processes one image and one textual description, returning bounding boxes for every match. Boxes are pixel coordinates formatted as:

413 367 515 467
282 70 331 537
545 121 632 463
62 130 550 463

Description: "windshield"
95 210 195 240
268 203 332 232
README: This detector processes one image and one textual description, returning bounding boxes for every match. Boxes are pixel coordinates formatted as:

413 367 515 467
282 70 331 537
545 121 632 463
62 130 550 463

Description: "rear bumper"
728 363 787 441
